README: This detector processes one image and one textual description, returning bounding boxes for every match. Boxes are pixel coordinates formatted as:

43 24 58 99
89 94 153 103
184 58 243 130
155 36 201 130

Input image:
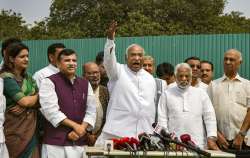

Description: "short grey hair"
143 55 154 63
125 44 145 58
225 49 242 61
174 63 192 76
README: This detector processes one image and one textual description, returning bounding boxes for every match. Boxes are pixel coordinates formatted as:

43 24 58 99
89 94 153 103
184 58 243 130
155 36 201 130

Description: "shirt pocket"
235 91 247 107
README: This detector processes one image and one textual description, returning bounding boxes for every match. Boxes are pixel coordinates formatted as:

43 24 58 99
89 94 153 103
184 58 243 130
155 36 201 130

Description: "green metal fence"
1 33 249 79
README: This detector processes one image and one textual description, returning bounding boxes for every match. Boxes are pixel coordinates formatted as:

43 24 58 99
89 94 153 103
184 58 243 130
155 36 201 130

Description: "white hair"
125 44 145 58
143 55 154 64
174 63 192 76
225 49 242 61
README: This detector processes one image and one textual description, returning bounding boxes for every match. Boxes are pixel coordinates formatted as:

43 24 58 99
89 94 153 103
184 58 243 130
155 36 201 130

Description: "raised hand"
107 20 117 40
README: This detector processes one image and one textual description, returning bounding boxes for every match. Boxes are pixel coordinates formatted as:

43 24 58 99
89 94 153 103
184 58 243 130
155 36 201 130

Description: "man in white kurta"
39 49 96 158
33 43 65 88
185 56 208 91
208 49 250 150
201 60 214 86
142 55 167 123
96 21 156 145
158 63 218 149
0 78 9 158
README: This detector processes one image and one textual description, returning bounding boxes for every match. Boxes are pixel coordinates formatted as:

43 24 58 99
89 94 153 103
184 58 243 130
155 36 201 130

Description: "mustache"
67 64 76 68
179 81 189 84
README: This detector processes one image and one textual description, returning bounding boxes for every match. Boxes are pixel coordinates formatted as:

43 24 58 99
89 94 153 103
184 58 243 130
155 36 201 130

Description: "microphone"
128 137 139 151
121 137 134 151
153 123 211 157
151 123 171 150
149 134 165 151
112 137 139 152
138 133 151 151
180 134 211 158
180 134 197 147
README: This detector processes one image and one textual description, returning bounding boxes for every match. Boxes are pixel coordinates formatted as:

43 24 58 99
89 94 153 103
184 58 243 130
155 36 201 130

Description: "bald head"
126 44 145 72
225 49 242 61
83 62 101 90
224 49 242 79
143 55 154 74
83 62 98 73
126 44 145 58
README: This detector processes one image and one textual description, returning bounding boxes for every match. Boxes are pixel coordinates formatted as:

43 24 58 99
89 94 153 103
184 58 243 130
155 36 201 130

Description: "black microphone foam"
159 129 211 157
138 133 151 151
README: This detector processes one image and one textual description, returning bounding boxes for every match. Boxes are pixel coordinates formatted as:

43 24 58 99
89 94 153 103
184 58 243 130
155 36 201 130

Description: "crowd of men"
0 21 250 158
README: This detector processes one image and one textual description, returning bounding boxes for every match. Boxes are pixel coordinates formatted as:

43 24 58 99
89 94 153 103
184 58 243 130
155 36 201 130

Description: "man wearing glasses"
184 56 208 91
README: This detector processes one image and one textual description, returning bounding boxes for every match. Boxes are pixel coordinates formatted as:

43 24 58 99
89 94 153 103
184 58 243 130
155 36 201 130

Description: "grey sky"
0 0 52 25
224 0 250 17
0 0 249 25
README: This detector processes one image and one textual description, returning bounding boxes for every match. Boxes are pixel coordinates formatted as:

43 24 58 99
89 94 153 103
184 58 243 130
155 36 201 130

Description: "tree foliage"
1 0 250 40
45 0 250 38
0 10 29 40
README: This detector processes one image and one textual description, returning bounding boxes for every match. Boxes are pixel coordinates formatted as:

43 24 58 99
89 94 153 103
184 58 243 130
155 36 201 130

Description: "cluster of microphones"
111 123 211 158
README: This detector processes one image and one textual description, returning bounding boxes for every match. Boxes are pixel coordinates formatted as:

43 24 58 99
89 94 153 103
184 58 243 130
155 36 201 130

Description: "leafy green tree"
46 0 233 38
2 0 250 40
214 11 250 33
0 10 29 40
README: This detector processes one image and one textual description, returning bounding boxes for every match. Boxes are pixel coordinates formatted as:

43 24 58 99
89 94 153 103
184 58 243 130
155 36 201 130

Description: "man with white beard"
158 63 218 150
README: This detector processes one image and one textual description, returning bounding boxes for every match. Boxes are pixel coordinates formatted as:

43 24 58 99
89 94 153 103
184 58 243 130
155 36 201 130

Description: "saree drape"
1 72 40 158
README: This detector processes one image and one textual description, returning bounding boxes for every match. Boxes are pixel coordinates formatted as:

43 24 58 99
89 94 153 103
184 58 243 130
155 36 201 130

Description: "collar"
48 64 59 72
58 72 77 85
176 84 190 93
222 73 244 82
94 86 100 95
125 64 143 75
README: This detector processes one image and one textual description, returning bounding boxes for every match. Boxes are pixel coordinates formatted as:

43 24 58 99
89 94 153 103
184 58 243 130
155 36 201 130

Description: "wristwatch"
238 131 247 137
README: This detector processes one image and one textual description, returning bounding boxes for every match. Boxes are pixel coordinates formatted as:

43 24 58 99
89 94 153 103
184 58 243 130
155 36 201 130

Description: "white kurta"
208 74 250 141
194 79 208 92
158 85 217 149
0 78 9 158
0 60 3 70
101 39 156 139
156 78 168 92
167 82 176 89
39 78 96 158
33 64 59 88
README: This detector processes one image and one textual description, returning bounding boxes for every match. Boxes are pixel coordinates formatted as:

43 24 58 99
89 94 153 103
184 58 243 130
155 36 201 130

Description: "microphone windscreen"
180 134 191 142
153 123 163 135
129 137 139 146
152 123 157 128
180 134 196 146
160 129 171 138
138 132 148 138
